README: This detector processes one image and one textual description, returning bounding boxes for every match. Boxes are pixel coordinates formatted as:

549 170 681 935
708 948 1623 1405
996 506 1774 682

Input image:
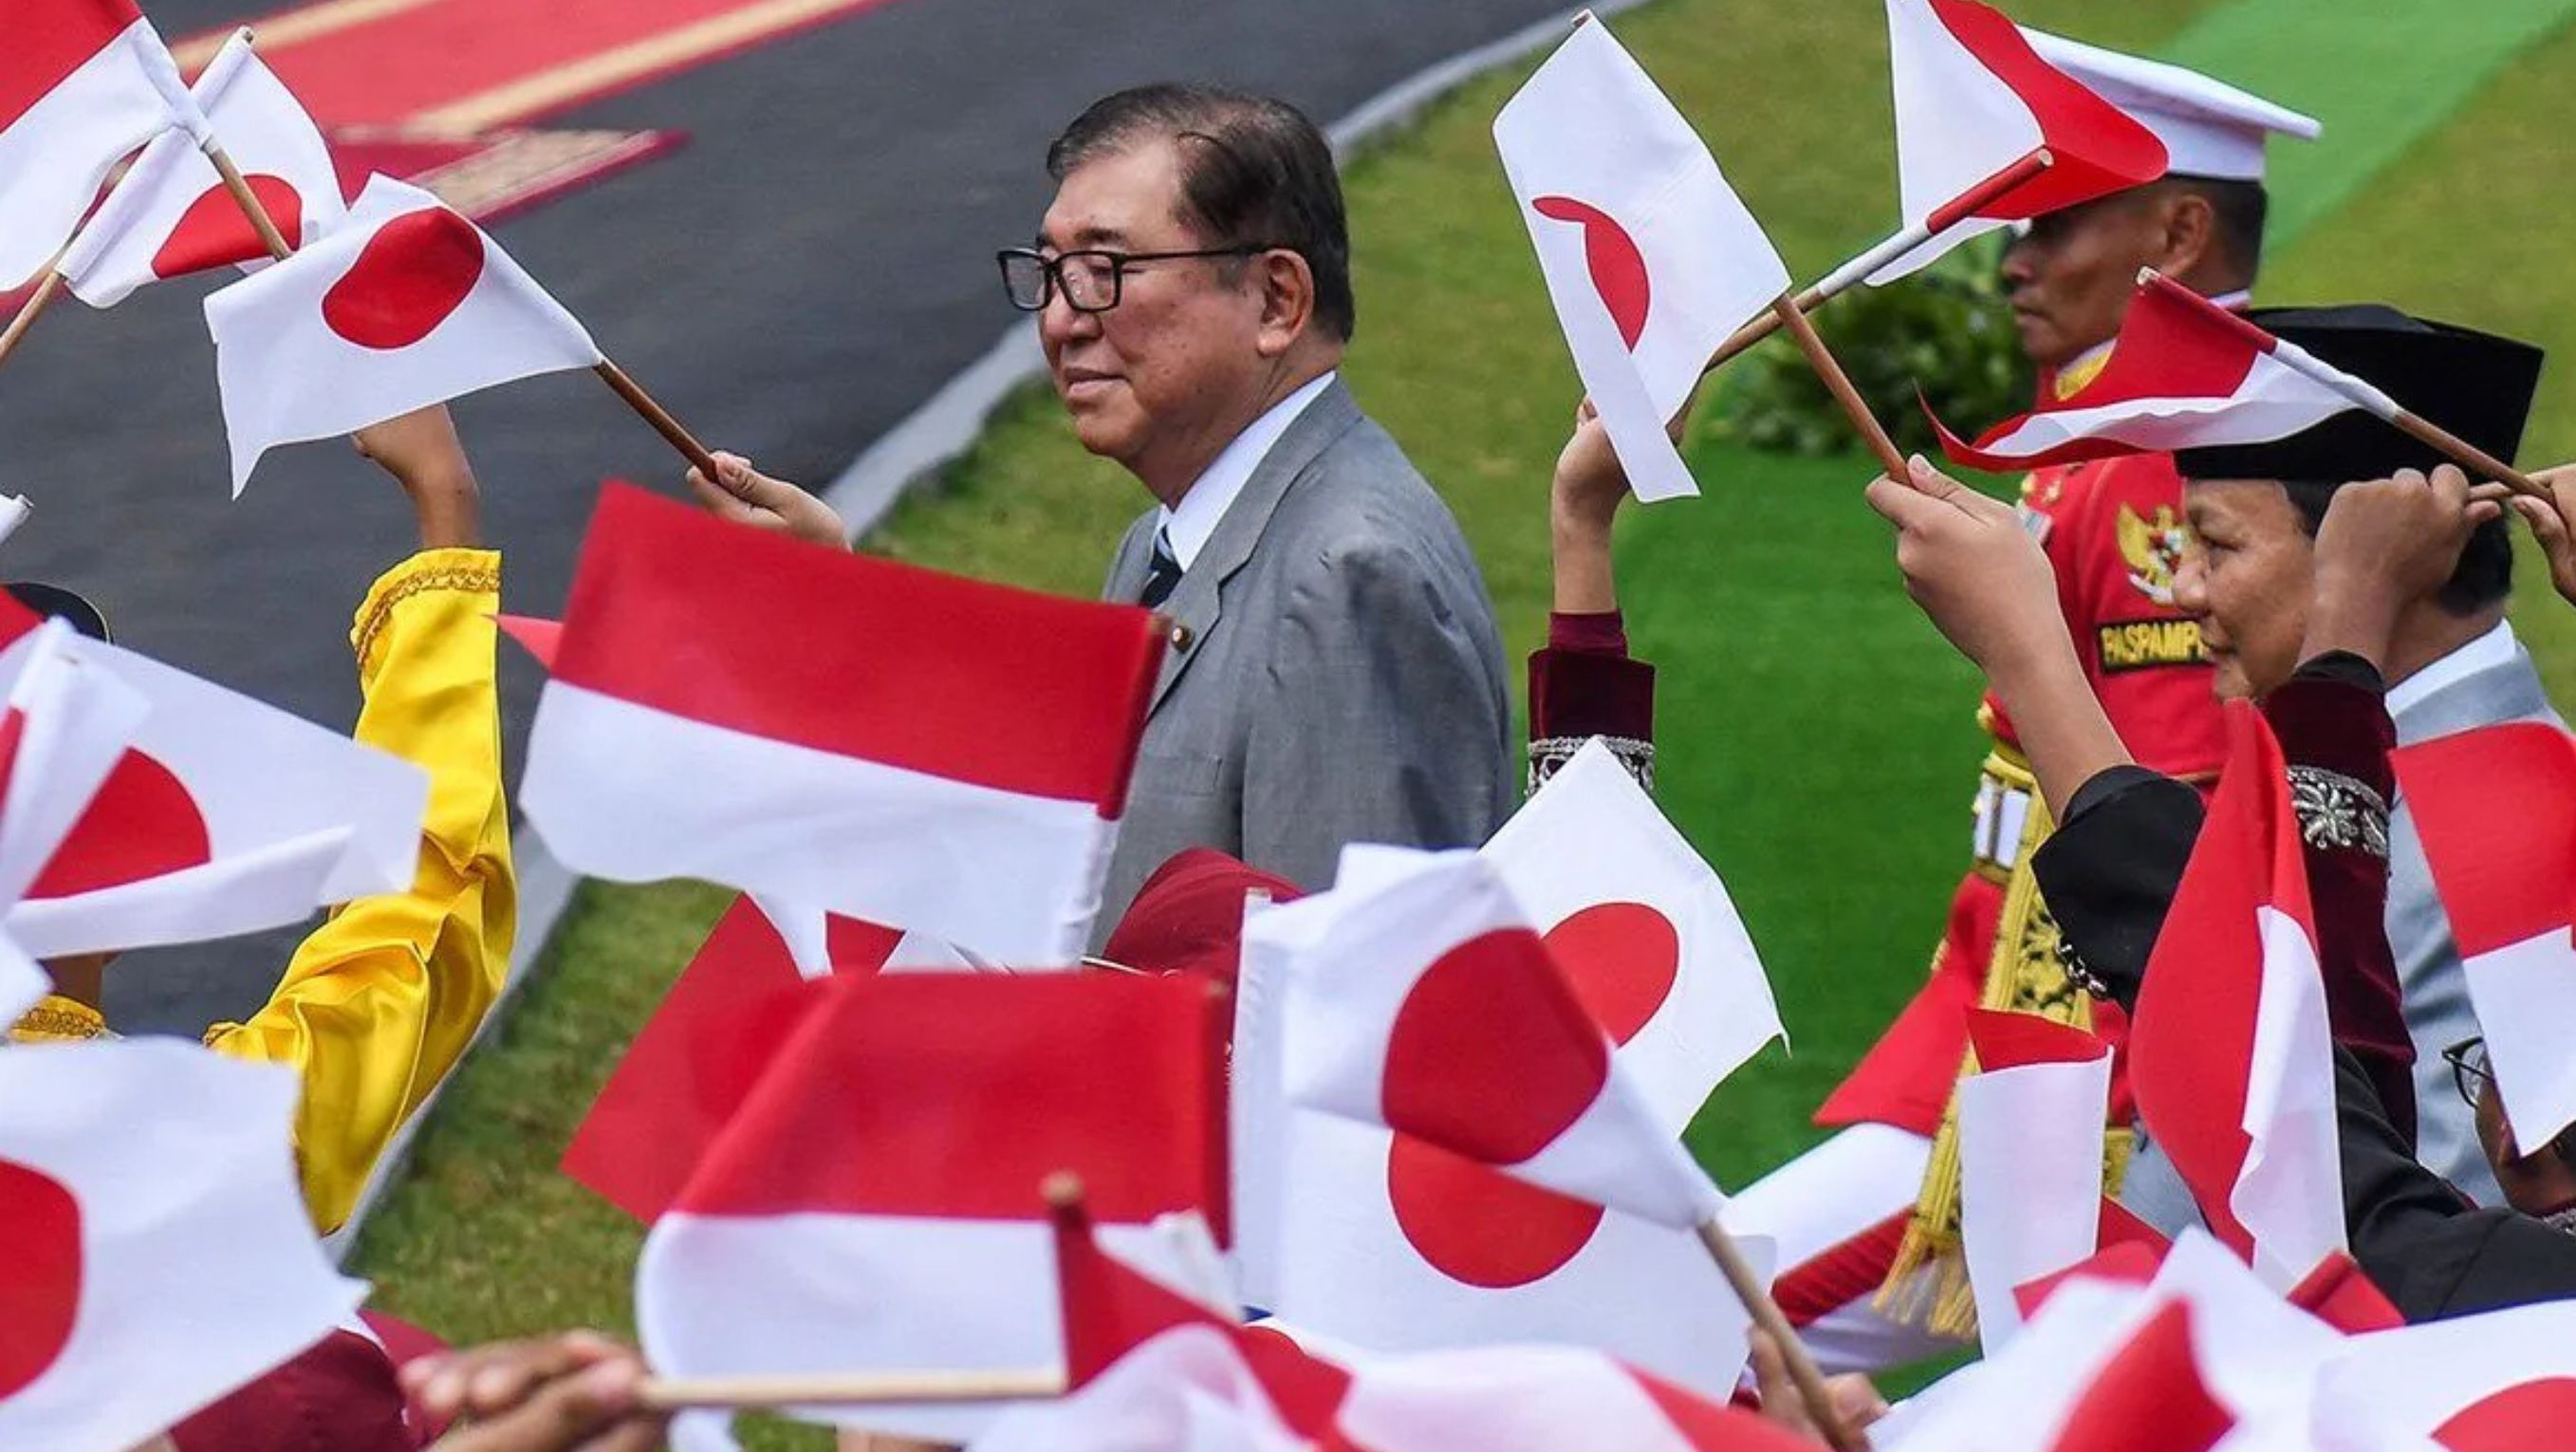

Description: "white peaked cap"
2023 30 2321 183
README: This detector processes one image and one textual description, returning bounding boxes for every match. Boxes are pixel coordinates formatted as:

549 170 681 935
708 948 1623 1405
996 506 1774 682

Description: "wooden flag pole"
1770 293 1909 480
638 1368 1066 1412
595 360 726 480
1695 1215 1868 1452
0 268 68 374
204 143 295 263
1702 149 2055 379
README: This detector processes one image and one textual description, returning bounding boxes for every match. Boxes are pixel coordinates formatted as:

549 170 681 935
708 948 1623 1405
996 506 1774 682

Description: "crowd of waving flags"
5 0 2576 1449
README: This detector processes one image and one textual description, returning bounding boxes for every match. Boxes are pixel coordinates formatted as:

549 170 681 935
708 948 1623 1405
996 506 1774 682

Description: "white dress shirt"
1158 370 1339 569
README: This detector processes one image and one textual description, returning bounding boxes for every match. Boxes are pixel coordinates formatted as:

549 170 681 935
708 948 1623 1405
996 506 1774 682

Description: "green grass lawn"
350 1 2576 1442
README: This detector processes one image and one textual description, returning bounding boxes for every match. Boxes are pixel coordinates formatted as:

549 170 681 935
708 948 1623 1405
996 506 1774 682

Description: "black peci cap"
2175 305 2544 485
5 583 111 642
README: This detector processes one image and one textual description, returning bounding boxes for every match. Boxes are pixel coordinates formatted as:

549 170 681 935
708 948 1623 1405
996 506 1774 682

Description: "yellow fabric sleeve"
206 548 514 1235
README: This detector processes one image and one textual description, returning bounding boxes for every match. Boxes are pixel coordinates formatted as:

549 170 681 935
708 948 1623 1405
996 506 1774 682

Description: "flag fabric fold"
2307 1299 2576 1451
2130 702 2345 1289
1930 273 2382 471
0 1040 367 1452
1279 847 1724 1229
635 972 1228 1444
62 28 344 307
1493 16 1788 503
204 174 602 493
2390 722 2576 1148
0 0 206 288
522 483 1164 963
1955 1009 2115 1350
1868 0 2167 283
1332 1343 1808 1452
972 1325 1313 1452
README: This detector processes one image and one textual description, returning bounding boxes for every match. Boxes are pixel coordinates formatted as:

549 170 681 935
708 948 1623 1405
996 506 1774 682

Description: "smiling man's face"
2173 477 2315 699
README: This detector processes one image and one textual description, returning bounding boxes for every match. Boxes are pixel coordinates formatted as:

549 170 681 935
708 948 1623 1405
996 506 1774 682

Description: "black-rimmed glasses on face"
997 245 1272 313
2444 1035 2492 1110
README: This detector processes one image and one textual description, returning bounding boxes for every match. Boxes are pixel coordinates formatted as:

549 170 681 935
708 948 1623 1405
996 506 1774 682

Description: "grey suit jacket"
1095 380 1513 936
2387 634 2564 1206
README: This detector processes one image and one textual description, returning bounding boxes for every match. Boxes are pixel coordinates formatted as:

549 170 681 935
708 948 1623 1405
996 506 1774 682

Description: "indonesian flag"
974 1326 1314 1452
1956 1010 2116 1350
2130 703 2345 1290
635 971 1229 1444
1232 876 1761 1402
61 29 343 308
1867 0 2167 283
1483 736 1783 1133
0 0 205 289
1333 1345 1812 1452
562 892 967 1222
1279 847 1725 1229
1494 15 1788 503
204 175 602 494
0 1041 366 1452
2307 1299 2576 1452
2391 722 2576 1148
522 484 1164 964
1932 272 2383 471
0 594 427 961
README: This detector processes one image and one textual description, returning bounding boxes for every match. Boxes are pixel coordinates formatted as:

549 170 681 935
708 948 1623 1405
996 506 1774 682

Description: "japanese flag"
1494 15 1788 503
1483 736 1781 1132
1867 0 2166 283
0 0 205 289
0 594 427 961
0 618 149 908
1955 1011 2116 1350
2392 722 2576 1149
1278 847 1725 1229
2131 703 2344 1291
0 1041 366 1452
61 29 343 308
636 972 1229 1444
1232 878 1758 1402
204 175 601 494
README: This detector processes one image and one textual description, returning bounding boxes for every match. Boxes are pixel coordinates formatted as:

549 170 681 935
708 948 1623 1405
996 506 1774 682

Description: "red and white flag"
2130 703 2344 1290
1956 1010 2116 1350
561 892 963 1222
1933 272 2387 471
0 0 205 289
2308 1299 2576 1452
1483 736 1782 1133
204 175 601 493
60 29 343 307
522 484 1164 964
2391 722 2576 1149
0 595 427 961
974 1326 1313 1452
0 618 149 909
1865 0 2166 283
1334 1344 1810 1452
1279 847 1725 1229
635 971 1229 1444
1232 875 1763 1403
1493 16 1788 503
0 1040 366 1452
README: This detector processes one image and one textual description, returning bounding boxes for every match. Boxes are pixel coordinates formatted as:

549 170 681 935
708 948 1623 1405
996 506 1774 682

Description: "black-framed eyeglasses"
996 245 1278 314
2444 1035 2492 1110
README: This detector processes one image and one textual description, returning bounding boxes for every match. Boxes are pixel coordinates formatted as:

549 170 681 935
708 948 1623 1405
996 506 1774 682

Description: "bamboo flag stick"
205 143 294 263
2138 269 2548 499
1769 292 1909 479
595 360 725 480
1702 149 2055 379
1695 1216 1868 1452
0 267 68 373
638 1367 1066 1412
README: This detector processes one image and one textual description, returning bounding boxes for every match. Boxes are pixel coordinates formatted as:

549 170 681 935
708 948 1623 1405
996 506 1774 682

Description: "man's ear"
2154 190 2218 282
1252 250 1316 359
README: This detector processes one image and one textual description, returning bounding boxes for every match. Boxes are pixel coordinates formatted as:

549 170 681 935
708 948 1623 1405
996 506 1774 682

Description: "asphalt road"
19 0 1582 1033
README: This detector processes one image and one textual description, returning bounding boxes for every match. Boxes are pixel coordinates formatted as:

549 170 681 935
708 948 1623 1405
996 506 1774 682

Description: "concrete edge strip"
818 0 1649 537
337 0 1645 1252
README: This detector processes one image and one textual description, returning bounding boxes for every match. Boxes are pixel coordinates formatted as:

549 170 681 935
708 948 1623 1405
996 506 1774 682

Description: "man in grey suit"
689 84 1512 938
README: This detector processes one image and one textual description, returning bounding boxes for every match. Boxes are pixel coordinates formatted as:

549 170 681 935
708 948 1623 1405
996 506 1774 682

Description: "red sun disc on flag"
0 1157 83 1398
153 176 306 280
323 208 487 350
1387 903 1680 1287
1381 928 1610 1163
2434 1379 2576 1450
29 749 213 899
1532 195 1652 350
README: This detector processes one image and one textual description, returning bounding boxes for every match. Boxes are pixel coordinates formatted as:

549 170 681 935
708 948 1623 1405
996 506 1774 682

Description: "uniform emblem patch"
2116 503 2191 605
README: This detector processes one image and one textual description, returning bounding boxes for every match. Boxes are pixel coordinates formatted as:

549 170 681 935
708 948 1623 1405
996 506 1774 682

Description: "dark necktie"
1140 528 1183 609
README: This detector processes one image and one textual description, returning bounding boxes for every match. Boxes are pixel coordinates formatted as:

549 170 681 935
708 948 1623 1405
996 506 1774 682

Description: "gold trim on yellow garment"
10 996 110 1043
